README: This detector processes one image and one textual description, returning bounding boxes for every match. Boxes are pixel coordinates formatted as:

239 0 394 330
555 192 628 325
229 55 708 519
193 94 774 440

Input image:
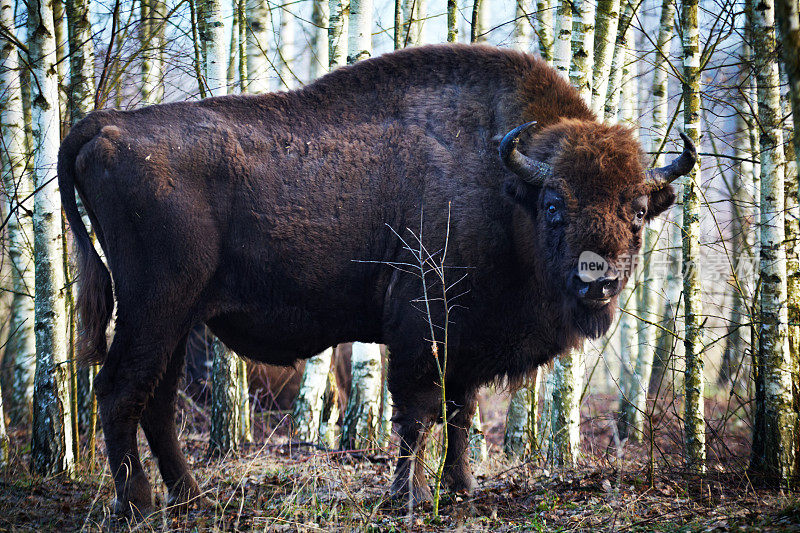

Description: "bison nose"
571 272 620 304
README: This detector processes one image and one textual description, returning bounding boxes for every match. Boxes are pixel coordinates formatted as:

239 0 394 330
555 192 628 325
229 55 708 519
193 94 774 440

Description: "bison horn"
499 121 553 186
646 132 698 184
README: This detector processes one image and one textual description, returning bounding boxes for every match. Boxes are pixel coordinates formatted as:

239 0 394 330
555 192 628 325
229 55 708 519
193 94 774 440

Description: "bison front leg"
390 409 434 505
140 335 204 511
442 391 478 494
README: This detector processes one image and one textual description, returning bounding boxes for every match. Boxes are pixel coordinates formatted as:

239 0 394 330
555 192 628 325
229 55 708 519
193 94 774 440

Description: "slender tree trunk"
469 403 487 463
617 279 637 440
227 6 239 88
603 1 635 122
534 0 553 62
681 0 705 475
547 355 581 467
310 0 329 79
394 0 403 49
209 335 240 454
292 348 333 443
237 0 247 90
749 0 796 485
278 5 295 89
447 0 458 42
329 0 349 69
348 0 371 63
318 367 340 448
1 0 36 427
570 0 595 104
202 0 227 96
504 370 539 458
340 343 382 449
246 0 273 92
140 0 166 104
404 0 425 45
29 0 75 476
552 0 572 79
591 0 621 114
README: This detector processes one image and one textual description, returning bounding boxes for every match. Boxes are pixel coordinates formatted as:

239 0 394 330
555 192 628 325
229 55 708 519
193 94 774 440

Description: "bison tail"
58 115 115 366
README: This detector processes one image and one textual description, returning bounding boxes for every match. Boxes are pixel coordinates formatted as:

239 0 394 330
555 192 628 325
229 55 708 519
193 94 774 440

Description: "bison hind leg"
140 333 206 512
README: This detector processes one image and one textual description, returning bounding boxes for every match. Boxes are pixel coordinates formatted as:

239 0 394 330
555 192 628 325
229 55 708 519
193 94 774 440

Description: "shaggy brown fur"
58 44 678 515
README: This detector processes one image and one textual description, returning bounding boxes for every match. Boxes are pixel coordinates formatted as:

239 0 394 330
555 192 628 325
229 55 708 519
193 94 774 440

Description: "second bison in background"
59 44 695 514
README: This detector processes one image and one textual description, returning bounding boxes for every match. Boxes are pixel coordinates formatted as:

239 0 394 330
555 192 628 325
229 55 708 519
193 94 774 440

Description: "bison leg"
94 317 186 518
140 334 203 511
389 397 437 505
442 391 478 493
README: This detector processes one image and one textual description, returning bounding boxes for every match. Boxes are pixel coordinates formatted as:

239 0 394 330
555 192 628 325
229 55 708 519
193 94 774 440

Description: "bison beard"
58 44 694 516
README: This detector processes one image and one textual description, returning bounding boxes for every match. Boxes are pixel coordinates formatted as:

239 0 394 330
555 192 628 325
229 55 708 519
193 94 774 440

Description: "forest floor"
1 393 799 532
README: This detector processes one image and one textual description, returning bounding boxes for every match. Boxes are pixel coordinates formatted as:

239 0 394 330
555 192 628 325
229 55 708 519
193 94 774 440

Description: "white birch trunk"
468 403 487 464
340 342 382 449
447 0 457 42
209 336 240 453
535 0 554 63
1 0 36 427
617 279 637 440
348 0 372 63
591 0 621 114
552 0 572 80
547 355 581 467
0 377 8 465
29 0 75 476
570 0 595 104
318 368 340 448
237 358 252 443
310 0 330 79
513 0 533 51
66 0 96 119
278 5 295 89
403 0 425 45
292 348 333 442
246 0 273 93
329 0 349 69
750 0 796 484
603 2 634 123
681 0 705 474
504 371 539 458
140 0 166 104
202 0 227 97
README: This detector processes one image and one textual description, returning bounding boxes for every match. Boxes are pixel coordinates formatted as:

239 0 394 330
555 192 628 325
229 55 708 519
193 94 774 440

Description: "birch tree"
447 0 457 42
278 5 295 89
471 0 487 43
209 336 240 454
29 0 75 476
570 0 595 104
310 0 329 79
504 371 539 458
329 0 349 69
513 0 532 51
650 0 679 394
292 348 333 443
1 0 36 427
681 0 705 474
749 0 796 485
552 0 572 79
140 0 166 104
534 0 554 62
403 0 425 45
776 0 800 171
246 0 273 93
0 378 7 465
318 368 340 448
348 0 371 63
546 355 581 467
340 343 382 449
603 1 635 122
591 0 621 114
469 404 487 463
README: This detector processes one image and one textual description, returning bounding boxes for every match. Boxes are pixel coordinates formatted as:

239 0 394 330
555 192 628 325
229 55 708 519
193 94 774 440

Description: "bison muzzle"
58 43 695 516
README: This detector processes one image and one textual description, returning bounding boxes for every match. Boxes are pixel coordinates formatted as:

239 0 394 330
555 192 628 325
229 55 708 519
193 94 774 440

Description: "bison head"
499 119 696 339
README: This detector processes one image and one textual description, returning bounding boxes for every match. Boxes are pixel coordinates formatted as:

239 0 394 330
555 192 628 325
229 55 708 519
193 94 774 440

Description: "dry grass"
1 391 798 532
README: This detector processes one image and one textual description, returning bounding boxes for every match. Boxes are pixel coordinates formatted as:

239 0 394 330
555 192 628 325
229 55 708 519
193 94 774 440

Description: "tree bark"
140 0 166 104
29 0 76 476
749 0 796 486
278 4 296 89
504 369 539 458
681 0 706 475
591 0 621 114
534 0 553 62
329 0 349 69
340 343 382 449
570 0 595 104
552 0 572 79
292 348 333 443
246 0 273 92
1 0 36 427
310 0 330 79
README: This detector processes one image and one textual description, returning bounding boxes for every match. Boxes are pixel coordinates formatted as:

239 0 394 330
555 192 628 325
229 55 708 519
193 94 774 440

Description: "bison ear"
646 182 676 221
502 177 541 213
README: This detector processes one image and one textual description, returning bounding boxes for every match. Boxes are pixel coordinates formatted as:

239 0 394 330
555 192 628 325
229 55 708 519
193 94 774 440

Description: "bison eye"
548 203 557 215
636 208 646 220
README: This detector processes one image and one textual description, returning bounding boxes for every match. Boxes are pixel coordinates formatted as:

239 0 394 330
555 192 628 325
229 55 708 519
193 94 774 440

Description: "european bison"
59 44 695 515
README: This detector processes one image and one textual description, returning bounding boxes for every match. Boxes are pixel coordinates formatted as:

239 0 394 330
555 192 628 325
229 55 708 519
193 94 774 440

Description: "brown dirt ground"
1 391 798 532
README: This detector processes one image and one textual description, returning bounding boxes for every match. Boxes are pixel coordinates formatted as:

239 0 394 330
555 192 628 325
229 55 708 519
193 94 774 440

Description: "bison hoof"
112 473 154 519
112 497 154 520
390 480 433 506
444 470 476 494
166 478 207 513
